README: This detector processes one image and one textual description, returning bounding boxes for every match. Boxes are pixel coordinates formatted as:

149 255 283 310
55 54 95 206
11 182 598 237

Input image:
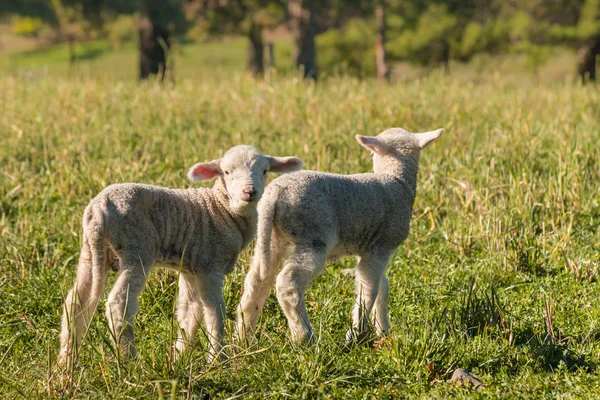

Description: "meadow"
1 40 600 398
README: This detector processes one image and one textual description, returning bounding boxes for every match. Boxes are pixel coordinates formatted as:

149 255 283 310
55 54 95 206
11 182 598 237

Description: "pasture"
1 42 600 398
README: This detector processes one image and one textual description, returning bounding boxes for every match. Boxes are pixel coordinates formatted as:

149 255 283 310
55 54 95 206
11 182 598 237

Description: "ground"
1 40 600 399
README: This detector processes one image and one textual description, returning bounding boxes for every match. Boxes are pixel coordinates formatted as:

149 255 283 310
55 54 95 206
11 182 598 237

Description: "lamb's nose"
242 187 257 200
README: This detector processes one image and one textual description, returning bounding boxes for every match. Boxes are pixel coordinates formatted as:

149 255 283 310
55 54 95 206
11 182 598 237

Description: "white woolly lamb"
236 128 443 344
58 145 302 369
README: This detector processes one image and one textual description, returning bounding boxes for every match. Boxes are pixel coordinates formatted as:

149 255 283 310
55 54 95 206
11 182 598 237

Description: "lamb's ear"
187 159 222 182
356 135 387 155
266 156 304 173
416 129 444 149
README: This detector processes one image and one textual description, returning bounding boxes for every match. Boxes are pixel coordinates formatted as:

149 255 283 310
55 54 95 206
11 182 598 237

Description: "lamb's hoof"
115 339 138 361
345 328 374 347
172 345 188 363
291 331 314 346
56 368 74 389
234 330 256 348
207 349 229 368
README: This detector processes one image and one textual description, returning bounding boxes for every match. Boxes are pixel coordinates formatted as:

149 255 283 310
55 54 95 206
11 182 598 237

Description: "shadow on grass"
75 47 109 61
534 340 594 373
14 41 111 62
514 328 596 373
437 280 596 376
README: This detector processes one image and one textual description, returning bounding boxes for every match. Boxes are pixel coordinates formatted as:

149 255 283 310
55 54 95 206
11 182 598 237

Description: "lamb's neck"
378 157 419 199
210 178 258 235
212 178 230 205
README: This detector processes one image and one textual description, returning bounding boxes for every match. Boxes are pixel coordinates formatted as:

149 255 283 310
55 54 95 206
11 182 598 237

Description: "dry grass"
1 44 600 398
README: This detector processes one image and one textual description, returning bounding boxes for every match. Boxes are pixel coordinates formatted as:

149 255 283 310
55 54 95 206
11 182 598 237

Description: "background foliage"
2 0 599 78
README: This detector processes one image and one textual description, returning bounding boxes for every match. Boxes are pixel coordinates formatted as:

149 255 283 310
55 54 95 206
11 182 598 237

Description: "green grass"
0 37 296 81
1 42 600 399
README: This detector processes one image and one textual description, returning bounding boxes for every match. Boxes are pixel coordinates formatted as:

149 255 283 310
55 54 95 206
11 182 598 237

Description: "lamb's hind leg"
276 245 327 344
58 236 108 369
347 252 390 344
237 233 286 342
105 254 152 359
371 275 390 335
174 274 203 358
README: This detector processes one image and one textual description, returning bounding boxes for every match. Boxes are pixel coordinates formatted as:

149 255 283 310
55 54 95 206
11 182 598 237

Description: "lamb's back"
269 171 413 253
87 183 241 270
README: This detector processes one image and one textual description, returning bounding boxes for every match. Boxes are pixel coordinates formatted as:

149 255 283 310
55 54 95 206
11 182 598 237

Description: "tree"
247 18 264 75
244 3 286 76
1 0 57 22
386 3 457 71
190 1 284 76
58 0 187 81
136 1 186 81
317 18 376 76
49 0 90 68
375 0 389 82
577 41 600 83
575 0 600 83
289 0 317 80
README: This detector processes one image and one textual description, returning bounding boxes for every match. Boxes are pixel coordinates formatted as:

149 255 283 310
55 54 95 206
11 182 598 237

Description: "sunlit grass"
1 53 600 398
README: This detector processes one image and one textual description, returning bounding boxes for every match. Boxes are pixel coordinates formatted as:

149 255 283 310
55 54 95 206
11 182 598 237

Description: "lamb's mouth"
241 198 259 204
235 197 258 206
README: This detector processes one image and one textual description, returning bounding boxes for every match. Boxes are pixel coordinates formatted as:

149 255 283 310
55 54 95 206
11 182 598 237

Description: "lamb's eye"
224 171 230 175
263 169 267 175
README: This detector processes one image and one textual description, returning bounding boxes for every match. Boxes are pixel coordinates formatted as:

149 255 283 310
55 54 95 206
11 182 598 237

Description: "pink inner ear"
191 164 220 180
363 143 377 152
357 135 385 154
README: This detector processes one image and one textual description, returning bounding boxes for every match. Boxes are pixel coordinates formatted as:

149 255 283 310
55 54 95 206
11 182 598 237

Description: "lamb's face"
219 147 271 211
356 128 443 172
188 145 303 213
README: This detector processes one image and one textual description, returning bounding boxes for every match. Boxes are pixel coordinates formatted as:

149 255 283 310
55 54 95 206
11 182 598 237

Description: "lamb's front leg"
197 271 226 363
174 274 204 358
347 253 390 344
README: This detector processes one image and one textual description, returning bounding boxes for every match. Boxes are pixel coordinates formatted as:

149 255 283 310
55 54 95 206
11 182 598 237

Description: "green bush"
11 16 45 37
317 18 376 77
107 15 137 50
186 20 210 42
387 4 456 65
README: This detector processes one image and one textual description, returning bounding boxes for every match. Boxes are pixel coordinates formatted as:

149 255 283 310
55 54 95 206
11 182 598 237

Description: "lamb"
57 145 303 369
236 128 443 344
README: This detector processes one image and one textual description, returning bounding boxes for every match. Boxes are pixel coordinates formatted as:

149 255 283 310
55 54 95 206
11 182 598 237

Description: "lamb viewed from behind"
237 128 443 344
58 145 303 369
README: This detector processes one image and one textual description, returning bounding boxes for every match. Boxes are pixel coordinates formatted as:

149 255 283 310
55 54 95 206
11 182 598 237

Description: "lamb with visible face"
237 128 443 344
58 145 303 370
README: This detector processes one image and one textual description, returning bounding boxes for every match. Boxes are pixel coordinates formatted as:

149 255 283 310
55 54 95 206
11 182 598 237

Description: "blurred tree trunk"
375 0 389 82
442 41 450 75
67 34 76 68
138 13 170 81
289 0 317 80
266 42 275 70
248 21 264 76
577 39 599 84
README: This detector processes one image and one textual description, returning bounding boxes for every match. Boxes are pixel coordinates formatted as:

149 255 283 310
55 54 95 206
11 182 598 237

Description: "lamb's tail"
80 202 111 275
59 204 109 369
254 190 278 279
